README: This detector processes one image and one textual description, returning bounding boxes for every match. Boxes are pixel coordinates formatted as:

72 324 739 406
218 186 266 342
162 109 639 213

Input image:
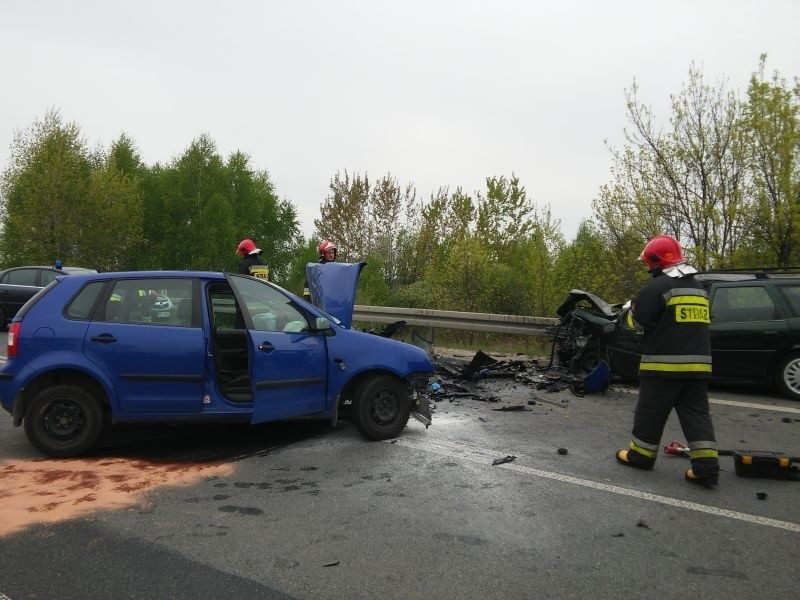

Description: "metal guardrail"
353 305 559 336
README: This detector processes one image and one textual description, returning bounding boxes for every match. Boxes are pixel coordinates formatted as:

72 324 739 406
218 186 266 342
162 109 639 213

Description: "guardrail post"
410 326 435 354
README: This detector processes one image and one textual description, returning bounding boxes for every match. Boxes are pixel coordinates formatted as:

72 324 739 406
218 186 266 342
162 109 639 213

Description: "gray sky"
1 1 798 241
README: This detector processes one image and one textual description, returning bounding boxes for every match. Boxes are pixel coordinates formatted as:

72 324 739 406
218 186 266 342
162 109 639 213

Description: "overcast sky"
1 1 798 241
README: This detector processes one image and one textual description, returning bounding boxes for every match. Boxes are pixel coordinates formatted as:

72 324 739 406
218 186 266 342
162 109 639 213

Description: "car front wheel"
24 385 105 457
353 375 411 440
775 353 800 401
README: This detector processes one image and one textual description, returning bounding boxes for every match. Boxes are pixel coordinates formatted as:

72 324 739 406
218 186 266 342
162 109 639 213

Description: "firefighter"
303 240 337 300
615 234 720 487
237 238 269 280
317 239 337 264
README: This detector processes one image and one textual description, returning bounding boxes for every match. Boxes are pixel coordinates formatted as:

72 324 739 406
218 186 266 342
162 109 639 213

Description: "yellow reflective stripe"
249 265 269 280
667 295 709 307
689 448 719 460
630 441 657 459
639 362 712 373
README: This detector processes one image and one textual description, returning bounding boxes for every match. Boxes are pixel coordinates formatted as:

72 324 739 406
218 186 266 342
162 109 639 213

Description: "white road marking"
709 397 800 414
392 437 800 534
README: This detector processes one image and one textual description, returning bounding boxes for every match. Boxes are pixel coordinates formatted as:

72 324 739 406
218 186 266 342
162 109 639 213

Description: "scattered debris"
557 448 568 455
492 405 530 412
492 455 517 465
611 532 625 538
756 492 768 500
323 561 340 567
636 519 650 529
781 417 792 423
422 349 593 417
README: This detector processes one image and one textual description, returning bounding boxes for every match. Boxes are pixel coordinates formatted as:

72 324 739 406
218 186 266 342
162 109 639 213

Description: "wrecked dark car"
550 275 800 401
547 289 642 385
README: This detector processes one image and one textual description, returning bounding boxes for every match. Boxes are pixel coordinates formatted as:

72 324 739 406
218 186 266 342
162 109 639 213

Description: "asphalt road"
1 338 799 600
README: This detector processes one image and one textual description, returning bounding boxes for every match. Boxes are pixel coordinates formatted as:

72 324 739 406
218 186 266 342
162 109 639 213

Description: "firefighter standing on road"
237 238 269 280
303 239 337 300
615 235 720 487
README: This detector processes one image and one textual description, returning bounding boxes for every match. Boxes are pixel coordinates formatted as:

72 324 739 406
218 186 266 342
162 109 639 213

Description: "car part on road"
492 455 516 465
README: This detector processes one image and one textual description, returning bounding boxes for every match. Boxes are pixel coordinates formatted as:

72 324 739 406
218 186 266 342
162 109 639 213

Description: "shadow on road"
86 419 334 463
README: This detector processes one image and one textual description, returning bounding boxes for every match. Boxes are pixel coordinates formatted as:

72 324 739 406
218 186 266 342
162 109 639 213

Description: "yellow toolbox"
732 450 799 480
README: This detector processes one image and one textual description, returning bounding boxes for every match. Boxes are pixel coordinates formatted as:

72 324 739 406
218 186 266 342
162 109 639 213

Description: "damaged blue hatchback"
0 263 433 457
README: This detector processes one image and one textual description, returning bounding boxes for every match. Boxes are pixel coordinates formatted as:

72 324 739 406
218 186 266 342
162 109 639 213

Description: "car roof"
695 270 800 282
1 265 97 274
63 270 228 281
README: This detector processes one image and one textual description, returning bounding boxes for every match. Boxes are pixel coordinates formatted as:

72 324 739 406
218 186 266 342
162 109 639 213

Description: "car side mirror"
314 317 331 331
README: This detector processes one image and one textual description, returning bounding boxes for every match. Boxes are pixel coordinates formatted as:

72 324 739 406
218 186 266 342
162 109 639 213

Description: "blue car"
0 264 433 457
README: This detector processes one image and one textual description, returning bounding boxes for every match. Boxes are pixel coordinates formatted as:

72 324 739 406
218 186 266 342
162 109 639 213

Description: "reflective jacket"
631 272 711 378
239 254 269 280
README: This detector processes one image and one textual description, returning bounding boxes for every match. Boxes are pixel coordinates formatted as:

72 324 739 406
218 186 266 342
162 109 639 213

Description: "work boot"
615 449 655 471
685 469 719 488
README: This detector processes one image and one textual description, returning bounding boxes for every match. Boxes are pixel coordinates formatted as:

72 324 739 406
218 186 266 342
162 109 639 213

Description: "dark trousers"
634 378 719 477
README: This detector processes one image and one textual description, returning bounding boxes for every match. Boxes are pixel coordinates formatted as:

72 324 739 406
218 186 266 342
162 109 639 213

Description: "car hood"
305 262 366 328
556 289 621 319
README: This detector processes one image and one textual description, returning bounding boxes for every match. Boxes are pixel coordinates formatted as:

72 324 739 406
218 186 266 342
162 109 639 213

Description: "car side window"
65 282 106 320
40 270 59 285
712 286 778 323
229 276 308 332
777 285 800 318
103 278 193 326
5 269 39 286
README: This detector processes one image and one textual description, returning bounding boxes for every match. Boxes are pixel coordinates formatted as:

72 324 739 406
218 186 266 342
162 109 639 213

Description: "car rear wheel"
24 385 105 457
775 353 800 401
353 375 411 440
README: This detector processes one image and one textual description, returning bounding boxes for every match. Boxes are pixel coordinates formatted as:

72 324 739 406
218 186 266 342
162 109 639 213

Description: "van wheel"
24 385 104 457
775 353 800 401
353 375 411 440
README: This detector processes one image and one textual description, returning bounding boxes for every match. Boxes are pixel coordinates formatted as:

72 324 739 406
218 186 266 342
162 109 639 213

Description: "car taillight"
7 322 20 357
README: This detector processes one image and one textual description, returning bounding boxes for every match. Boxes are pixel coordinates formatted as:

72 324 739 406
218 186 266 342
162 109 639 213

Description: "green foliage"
356 254 391 306
1 55 796 334
0 110 144 269
739 55 800 266
0 115 301 279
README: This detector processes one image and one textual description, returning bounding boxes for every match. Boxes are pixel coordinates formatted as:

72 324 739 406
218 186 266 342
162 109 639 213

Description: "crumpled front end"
407 371 433 427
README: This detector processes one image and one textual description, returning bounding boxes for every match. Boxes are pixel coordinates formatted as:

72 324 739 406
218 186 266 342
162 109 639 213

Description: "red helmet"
318 240 337 257
639 235 685 270
237 238 257 257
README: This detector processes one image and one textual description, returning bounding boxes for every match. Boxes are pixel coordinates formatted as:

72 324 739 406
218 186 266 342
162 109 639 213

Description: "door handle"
90 334 117 343
258 342 275 352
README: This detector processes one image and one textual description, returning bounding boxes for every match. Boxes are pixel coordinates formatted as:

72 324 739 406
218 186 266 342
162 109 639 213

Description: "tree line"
1 57 797 318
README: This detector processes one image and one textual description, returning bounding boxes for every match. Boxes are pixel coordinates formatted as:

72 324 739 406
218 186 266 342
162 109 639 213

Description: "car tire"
23 385 105 457
775 353 800 401
0 306 6 331
353 375 411 440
